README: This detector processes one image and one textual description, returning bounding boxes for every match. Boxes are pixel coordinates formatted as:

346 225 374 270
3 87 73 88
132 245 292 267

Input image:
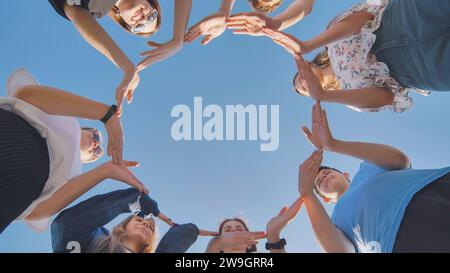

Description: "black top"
49 0 117 21
49 0 87 20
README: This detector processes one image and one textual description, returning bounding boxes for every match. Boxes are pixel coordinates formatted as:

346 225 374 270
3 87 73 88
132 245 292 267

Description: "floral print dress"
326 0 430 113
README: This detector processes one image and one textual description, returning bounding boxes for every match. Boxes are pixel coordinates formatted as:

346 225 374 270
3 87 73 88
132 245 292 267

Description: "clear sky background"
1 0 449 253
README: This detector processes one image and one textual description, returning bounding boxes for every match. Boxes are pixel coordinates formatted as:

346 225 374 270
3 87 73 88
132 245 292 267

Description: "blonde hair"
293 50 340 96
93 216 158 253
248 0 284 13
109 0 162 37
80 128 104 164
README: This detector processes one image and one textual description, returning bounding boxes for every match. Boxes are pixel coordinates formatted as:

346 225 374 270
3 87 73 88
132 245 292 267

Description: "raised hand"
295 54 325 100
199 229 220 236
262 28 310 55
302 102 335 150
207 231 266 252
138 40 184 71
103 114 124 165
185 13 228 45
101 160 149 194
115 68 140 116
298 150 323 197
266 198 303 242
227 12 280 37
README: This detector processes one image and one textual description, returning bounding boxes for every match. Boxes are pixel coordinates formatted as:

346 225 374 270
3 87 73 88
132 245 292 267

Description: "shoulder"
49 0 90 21
352 161 388 186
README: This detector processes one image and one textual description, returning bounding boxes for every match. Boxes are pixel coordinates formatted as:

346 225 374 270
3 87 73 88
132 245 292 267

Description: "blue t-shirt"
331 161 450 253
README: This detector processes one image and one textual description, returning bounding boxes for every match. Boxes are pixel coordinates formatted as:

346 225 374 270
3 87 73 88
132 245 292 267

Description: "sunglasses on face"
131 9 158 33
82 127 102 157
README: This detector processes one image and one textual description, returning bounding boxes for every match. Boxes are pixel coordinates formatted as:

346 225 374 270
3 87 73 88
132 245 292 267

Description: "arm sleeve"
51 188 159 252
155 223 200 253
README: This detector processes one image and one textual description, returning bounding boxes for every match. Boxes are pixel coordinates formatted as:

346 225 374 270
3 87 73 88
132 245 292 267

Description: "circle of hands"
115 10 316 118
103 10 331 245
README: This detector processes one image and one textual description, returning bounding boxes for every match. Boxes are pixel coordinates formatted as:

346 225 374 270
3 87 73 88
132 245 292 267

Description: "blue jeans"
372 0 450 91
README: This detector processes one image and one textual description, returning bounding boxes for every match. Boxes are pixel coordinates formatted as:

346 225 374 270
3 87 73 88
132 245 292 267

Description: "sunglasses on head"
131 9 158 33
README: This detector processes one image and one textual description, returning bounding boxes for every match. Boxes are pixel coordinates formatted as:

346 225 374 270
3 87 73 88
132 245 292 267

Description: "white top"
326 0 430 113
1 69 82 232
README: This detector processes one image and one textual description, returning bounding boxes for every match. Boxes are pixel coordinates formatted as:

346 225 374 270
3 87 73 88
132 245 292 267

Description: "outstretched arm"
14 85 124 164
184 0 235 45
172 0 193 44
298 150 356 253
226 0 315 37
303 193 356 253
294 55 396 111
26 161 148 221
64 5 139 111
303 103 411 170
205 231 266 253
273 0 315 30
266 198 303 253
50 187 150 252
303 11 374 53
138 0 193 69
260 10 373 55
64 5 134 72
219 0 236 16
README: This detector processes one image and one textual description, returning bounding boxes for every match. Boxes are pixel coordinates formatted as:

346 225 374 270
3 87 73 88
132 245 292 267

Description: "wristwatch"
265 238 286 250
100 105 118 124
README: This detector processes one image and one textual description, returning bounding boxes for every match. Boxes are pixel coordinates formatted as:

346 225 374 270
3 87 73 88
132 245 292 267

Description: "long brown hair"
109 0 162 37
293 49 340 96
93 215 158 253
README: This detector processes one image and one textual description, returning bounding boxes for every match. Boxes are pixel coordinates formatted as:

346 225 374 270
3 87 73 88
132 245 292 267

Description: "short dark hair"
318 166 343 175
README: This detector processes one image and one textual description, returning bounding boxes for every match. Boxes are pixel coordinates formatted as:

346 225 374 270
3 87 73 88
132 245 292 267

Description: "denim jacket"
51 188 199 253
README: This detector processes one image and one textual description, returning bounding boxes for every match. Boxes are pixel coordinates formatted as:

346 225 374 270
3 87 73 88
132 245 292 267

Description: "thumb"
126 90 134 104
278 206 288 216
124 161 140 167
202 35 213 45
288 198 304 216
302 126 312 139
147 41 163 47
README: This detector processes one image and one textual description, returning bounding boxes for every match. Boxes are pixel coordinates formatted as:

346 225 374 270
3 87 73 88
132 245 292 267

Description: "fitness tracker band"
100 105 118 124
265 238 286 250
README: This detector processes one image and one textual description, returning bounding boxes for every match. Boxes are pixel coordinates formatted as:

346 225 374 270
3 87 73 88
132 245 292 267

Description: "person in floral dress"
258 0 449 113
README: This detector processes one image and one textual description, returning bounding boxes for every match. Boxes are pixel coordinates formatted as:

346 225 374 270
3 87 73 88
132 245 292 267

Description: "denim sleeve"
155 223 200 253
51 188 160 253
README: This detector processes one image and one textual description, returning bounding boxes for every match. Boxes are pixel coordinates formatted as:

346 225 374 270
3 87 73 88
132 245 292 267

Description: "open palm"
185 13 228 45
266 198 303 240
102 161 149 194
302 102 334 150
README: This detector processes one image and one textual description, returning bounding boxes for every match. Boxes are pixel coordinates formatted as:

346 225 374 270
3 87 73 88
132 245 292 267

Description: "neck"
122 237 145 253
336 182 349 201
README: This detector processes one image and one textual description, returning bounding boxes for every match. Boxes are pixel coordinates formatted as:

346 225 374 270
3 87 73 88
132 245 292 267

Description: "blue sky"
1 0 449 253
